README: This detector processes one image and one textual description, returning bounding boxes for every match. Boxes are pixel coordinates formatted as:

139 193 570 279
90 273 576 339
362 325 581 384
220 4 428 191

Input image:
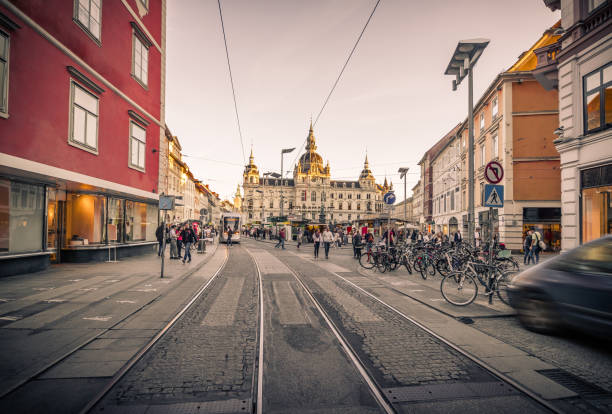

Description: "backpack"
535 232 546 250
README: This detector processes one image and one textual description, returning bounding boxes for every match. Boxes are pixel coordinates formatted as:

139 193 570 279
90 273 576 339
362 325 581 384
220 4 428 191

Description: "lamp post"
280 148 295 220
398 167 409 227
445 39 489 246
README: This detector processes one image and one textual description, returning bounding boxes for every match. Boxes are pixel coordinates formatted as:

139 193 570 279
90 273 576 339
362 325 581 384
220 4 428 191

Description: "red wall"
0 2 162 193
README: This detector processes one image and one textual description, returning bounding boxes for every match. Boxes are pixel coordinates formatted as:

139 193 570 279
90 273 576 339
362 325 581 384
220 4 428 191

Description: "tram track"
247 241 561 413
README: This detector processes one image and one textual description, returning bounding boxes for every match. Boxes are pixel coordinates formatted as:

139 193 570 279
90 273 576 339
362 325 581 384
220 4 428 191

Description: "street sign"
484 161 504 184
383 192 396 205
484 184 504 207
159 196 175 210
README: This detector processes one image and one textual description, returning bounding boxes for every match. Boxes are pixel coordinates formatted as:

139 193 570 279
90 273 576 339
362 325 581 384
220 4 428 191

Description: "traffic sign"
383 192 396 205
484 184 504 207
484 161 504 184
158 196 175 210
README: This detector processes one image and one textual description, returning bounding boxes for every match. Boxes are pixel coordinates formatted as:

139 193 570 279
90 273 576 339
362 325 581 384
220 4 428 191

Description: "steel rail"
79 247 230 414
243 244 395 414
329 268 563 414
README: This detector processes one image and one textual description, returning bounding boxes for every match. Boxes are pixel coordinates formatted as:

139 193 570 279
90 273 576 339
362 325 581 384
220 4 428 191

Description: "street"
1 239 610 413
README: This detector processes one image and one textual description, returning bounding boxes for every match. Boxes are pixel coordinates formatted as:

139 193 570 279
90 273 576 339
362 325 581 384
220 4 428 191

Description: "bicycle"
440 261 515 306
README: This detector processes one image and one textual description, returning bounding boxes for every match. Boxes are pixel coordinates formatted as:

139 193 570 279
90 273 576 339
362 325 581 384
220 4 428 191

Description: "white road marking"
105 279 120 283
116 300 136 304
430 298 445 302
83 316 112 321
409 290 425 292
0 298 15 302
201 278 245 326
44 299 66 303
131 288 157 292
33 287 54 291
69 279 83 282
79 288 98 292
0 315 21 321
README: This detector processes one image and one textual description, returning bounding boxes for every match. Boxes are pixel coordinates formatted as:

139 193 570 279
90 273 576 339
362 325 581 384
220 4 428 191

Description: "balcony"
533 42 560 90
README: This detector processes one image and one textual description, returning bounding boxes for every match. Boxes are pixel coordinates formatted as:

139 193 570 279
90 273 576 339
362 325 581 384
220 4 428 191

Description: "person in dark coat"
181 224 197 263
155 223 165 256
352 231 362 259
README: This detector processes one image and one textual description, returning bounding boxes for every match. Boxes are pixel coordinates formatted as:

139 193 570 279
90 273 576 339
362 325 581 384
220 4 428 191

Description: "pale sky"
166 0 560 202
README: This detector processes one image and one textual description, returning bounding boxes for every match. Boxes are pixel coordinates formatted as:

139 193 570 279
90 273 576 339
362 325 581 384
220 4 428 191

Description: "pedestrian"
524 230 534 265
181 224 196 264
531 227 543 264
226 224 233 247
155 222 166 256
170 225 178 259
454 230 462 246
313 228 321 259
352 230 362 259
177 225 183 258
322 226 334 259
297 228 303 249
474 227 481 249
275 227 286 249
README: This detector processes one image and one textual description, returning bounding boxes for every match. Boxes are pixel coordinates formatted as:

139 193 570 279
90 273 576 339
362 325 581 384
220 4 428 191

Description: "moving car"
507 235 612 337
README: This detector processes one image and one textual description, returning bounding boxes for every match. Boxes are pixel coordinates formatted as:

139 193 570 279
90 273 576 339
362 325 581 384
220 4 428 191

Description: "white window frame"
480 145 486 167
132 32 149 88
492 134 499 158
479 112 485 131
69 81 99 154
0 30 9 117
74 0 102 43
492 97 498 118
129 120 146 171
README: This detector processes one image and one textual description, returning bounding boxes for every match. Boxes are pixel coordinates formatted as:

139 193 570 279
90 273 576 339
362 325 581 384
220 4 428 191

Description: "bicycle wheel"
426 261 436 277
495 270 517 306
413 257 423 273
376 255 387 273
436 258 450 277
403 256 412 274
359 251 375 269
440 272 478 306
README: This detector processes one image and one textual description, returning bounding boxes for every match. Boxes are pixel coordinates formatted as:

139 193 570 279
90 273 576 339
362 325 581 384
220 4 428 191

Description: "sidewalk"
0 241 225 413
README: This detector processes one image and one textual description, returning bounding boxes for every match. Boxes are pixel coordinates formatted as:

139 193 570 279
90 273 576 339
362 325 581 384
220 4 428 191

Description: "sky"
165 0 560 202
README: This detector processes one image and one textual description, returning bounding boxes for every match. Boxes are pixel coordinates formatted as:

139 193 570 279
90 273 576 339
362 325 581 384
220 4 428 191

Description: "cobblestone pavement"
99 246 258 408
471 317 612 393
272 252 494 388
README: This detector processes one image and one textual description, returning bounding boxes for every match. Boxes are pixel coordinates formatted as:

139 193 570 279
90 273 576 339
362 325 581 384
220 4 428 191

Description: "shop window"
0 181 45 254
107 198 124 243
582 185 612 243
0 31 8 116
65 193 106 247
74 0 101 42
583 63 611 133
69 82 99 152
126 201 157 242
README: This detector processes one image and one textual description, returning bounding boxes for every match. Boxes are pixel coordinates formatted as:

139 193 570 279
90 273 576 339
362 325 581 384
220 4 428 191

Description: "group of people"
156 222 215 264
523 228 544 265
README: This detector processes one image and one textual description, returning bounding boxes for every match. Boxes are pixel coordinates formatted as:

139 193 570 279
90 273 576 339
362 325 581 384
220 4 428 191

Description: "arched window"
249 176 253 183
357 203 360 210
348 202 352 210
339 202 343 210
367 202 372 211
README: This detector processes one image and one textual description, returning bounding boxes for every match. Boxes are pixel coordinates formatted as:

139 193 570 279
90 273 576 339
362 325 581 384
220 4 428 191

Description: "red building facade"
0 0 166 275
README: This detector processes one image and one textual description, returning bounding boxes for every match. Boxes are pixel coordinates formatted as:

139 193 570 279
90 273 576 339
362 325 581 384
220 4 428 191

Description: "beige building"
242 125 391 226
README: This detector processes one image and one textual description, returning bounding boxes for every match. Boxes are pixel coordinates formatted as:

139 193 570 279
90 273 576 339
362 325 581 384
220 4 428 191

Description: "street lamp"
445 38 489 246
398 167 409 226
280 147 295 218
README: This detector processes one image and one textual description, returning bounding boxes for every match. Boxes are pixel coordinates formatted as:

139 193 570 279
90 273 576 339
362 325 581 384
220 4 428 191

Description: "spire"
364 153 369 168
249 148 254 164
306 123 317 151
384 177 388 187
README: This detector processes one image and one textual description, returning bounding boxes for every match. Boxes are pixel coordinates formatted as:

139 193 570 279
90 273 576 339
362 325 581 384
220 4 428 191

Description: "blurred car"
507 235 612 337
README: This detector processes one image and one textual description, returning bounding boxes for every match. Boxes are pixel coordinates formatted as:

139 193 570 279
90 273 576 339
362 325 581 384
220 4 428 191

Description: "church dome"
296 123 327 176
359 154 375 181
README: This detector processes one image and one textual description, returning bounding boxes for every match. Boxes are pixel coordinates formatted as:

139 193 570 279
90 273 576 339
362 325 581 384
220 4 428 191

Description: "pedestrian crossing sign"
484 184 504 207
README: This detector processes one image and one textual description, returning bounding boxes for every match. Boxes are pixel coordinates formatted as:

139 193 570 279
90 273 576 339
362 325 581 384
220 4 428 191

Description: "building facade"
0 0 166 275
540 0 611 250
242 125 390 227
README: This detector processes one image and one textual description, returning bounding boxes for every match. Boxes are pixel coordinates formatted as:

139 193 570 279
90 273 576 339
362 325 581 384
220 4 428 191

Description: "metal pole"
468 62 475 247
160 218 166 278
403 175 407 226
387 205 391 251
280 151 284 218
488 206 494 304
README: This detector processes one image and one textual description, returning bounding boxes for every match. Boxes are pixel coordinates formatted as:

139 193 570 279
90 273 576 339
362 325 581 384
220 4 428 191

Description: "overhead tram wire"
289 0 383 172
217 0 246 166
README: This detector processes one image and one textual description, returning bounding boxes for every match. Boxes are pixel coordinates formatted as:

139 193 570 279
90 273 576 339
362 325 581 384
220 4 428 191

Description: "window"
0 31 8 115
289 201 293 210
129 121 146 170
70 82 99 152
339 202 343 210
480 145 486 166
357 203 361 210
450 191 455 211
321 192 326 202
311 192 316 202
357 194 361 199
0 181 45 253
74 0 101 41
480 182 484 205
132 33 149 87
301 191 306 201
339 193 343 199
348 202 352 210
366 193 371 200
588 0 606 12
492 134 498 158
269 200 273 208
125 201 156 242
492 97 498 118
348 193 352 199
480 112 485 131
583 63 611 133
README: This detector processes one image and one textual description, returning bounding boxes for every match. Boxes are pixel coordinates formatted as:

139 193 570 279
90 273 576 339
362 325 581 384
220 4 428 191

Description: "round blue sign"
384 192 396 205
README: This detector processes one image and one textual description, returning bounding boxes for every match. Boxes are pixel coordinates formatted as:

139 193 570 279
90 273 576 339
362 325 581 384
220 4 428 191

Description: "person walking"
454 230 462 246
181 224 196 264
352 230 362 259
313 228 321 259
177 225 183 258
169 225 179 259
531 228 543 264
226 224 233 247
275 227 286 249
322 226 334 259
155 222 166 257
523 230 534 265
297 228 303 249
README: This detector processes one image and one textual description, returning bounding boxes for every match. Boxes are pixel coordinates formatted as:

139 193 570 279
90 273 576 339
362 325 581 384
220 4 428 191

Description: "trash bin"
198 239 206 254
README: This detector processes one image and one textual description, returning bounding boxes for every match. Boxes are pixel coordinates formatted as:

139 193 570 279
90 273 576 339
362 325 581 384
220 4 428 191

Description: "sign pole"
160 215 166 278
488 206 494 303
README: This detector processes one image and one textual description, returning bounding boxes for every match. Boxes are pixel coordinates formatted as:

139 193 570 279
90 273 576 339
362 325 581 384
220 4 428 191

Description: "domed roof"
244 149 259 175
359 154 375 181
297 123 327 175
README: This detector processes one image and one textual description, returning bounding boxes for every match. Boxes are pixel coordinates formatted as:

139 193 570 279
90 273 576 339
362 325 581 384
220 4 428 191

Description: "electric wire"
217 0 246 165
289 0 383 171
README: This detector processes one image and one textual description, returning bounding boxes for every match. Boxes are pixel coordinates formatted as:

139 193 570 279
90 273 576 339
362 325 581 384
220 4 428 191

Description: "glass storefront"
65 193 106 246
108 198 125 244
523 207 562 251
126 200 157 242
0 180 45 253
581 164 612 244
